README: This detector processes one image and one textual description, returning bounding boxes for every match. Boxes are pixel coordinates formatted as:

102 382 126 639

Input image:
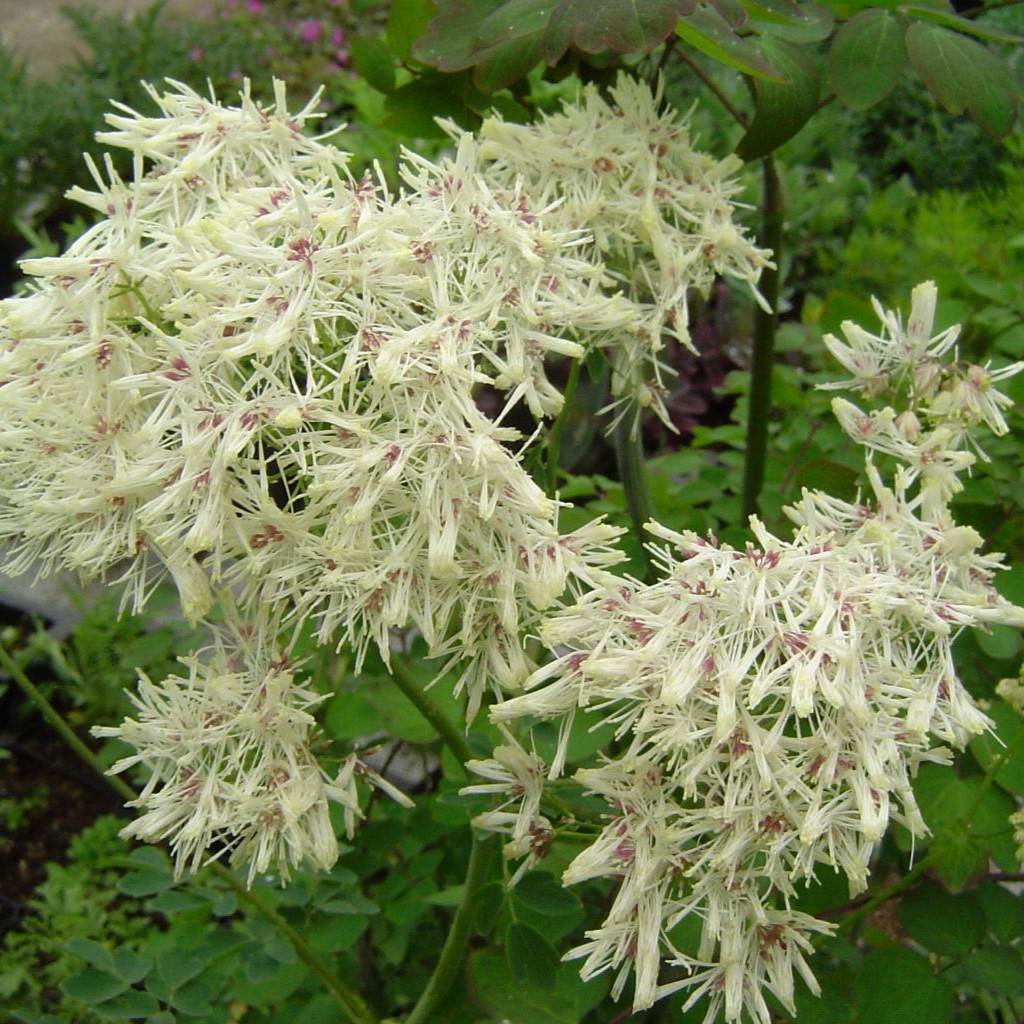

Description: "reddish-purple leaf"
542 0 698 64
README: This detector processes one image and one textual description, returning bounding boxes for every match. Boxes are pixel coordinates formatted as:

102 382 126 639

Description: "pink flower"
297 18 322 44
189 46 203 62
330 27 345 46
245 0 261 13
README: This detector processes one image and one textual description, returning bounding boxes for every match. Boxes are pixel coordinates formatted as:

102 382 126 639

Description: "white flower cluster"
468 285 1024 1022
93 608 413 883
463 75 770 425
0 76 764 880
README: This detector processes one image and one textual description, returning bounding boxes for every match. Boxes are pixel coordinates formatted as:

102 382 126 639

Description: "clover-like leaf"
745 0 834 43
543 0 698 62
906 21 1020 138
828 9 907 111
675 6 784 80
735 36 819 160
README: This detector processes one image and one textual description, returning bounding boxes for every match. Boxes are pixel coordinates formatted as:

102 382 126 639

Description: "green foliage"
412 0 1021 146
9 589 202 731
0 3 266 248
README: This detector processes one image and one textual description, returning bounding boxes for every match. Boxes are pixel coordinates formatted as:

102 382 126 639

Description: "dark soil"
0 701 125 937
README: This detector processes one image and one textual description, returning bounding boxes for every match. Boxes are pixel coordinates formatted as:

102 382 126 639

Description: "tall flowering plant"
1 76 1021 1024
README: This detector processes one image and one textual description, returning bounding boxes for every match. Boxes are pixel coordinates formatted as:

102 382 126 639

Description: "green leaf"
735 36 819 160
476 0 556 45
155 951 204 991
60 968 128 1005
413 0 519 70
898 882 986 955
675 6 783 80
350 36 397 94
167 978 215 1017
306 914 371 953
383 76 481 138
111 949 151 986
905 22 1019 139
388 0 438 62
975 623 1023 660
92 990 160 1020
473 880 505 935
744 0 834 43
511 871 582 916
506 921 558 988
118 867 176 897
325 689 384 740
543 0 697 62
961 945 1024 996
468 947 609 1024
65 938 117 975
976 878 1024 944
913 765 1019 889
827 9 907 111
853 947 954 1024
969 700 1024 797
233 959 308 1005
899 6 1024 44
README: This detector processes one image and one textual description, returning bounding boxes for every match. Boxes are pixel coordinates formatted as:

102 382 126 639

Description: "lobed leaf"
388 0 440 63
675 6 784 79
349 36 397 94
543 0 698 61
853 948 954 1024
735 36 819 160
906 22 1020 139
828 9 907 111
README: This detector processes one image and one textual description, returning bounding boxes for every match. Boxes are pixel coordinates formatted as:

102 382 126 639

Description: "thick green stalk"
546 357 581 495
404 831 494 1024
389 655 473 765
1 642 379 1024
613 408 655 582
0 644 136 805
220 874 379 1024
740 154 784 524
387 654 497 1022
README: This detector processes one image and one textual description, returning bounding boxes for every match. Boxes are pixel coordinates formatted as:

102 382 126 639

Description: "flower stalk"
741 154 784 523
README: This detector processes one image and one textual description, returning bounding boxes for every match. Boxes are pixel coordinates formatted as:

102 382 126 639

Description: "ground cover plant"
2 3 1024 1023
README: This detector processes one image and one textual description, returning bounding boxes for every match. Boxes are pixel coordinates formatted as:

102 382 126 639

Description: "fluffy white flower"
473 286 1024 1021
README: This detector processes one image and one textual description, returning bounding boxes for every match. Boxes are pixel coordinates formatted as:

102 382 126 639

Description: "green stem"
218 871 378 1024
835 855 933 934
404 831 494 1024
740 154 783 525
0 644 135 804
613 408 655 582
547 357 581 495
385 656 500 1023
389 655 473 765
0 642 379 1024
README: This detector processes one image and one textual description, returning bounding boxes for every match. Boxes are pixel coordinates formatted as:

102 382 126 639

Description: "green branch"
546 356 581 496
404 831 494 1024
740 154 783 524
388 654 473 765
614 408 656 582
386 653 498 1022
0 643 136 804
